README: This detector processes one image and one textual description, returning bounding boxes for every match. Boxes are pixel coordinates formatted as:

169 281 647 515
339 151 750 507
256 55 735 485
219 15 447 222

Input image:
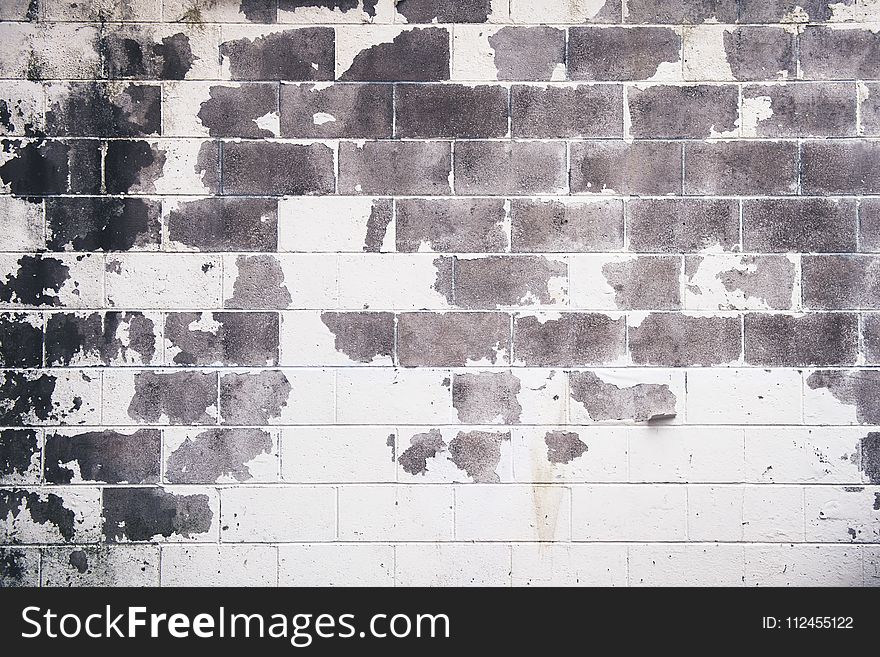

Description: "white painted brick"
510 0 612 23
805 486 880 543
338 485 454 541
744 544 864 586
220 486 337 542
278 544 394 586
628 426 744 483
395 543 511 586
511 426 628 483
571 485 687 541
742 485 805 542
336 368 453 424
745 427 863 484
337 254 452 310
687 368 803 424
278 197 395 252
688 485 744 542
511 368 569 424
0 196 43 251
105 254 222 309
456 485 571 541
510 543 627 586
629 544 744 586
280 426 397 483
865 546 880 587
161 544 277 586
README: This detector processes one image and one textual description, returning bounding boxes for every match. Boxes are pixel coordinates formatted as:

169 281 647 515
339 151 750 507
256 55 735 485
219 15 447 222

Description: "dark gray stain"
167 198 278 252
238 0 277 21
44 429 161 484
128 371 217 424
569 371 677 422
0 95 40 136
395 198 507 253
0 429 39 480
197 84 278 138
513 314 625 367
510 199 624 253
452 371 522 424
398 429 446 475
0 313 42 367
807 371 880 424
279 0 360 12
104 140 163 194
396 0 489 22
45 82 161 137
395 83 508 138
102 31 196 80
386 433 395 462
744 313 857 367
320 312 394 363
602 258 681 310
488 27 565 81
0 371 56 426
280 82 393 139
166 428 273 484
628 85 738 139
432 256 455 304
0 255 70 307
338 140 451 195
46 312 157 366
226 255 292 309
0 139 101 195
397 311 509 367
0 489 76 541
451 255 567 309
363 200 393 252
629 313 741 366
628 198 739 253
68 550 89 574
339 27 450 81
449 430 508 483
723 26 795 81
454 141 566 195
568 26 680 81
715 256 796 310
860 432 880 484
874 493 880 511
165 312 279 366
0 548 31 586
220 28 335 81
102 488 213 542
545 430 588 465
220 371 291 425
46 197 160 251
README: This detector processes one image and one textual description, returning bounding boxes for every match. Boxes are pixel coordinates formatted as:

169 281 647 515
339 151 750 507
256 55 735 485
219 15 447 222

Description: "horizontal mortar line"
5 363 880 369
24 482 874 488
4 76 880 84
4 423 879 429
8 135 880 142
6 193 880 199
2 308 877 313
6 540 877 547
9 19 880 26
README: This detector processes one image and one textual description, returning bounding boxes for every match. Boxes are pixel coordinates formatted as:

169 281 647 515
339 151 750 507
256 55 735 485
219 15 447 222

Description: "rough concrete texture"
0 0 877 589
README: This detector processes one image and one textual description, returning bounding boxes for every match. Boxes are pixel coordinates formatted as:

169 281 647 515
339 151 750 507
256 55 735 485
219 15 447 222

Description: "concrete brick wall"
1 0 879 587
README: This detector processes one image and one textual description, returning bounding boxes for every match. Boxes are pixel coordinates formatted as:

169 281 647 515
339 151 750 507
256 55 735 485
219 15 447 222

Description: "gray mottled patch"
629 313 741 366
45 81 161 137
448 430 509 483
452 371 522 424
454 141 566 195
102 487 213 542
808 371 880 424
280 83 393 139
628 197 739 253
128 371 217 424
222 141 330 195
220 370 291 425
167 197 278 252
569 371 677 422
165 312 279 366
338 140 451 195
745 313 858 367
363 200 393 252
396 0 488 22
386 433 395 462
41 545 159 586
320 312 394 363
511 84 623 139
545 430 588 465
220 28 334 81
397 311 509 367
570 141 682 195
716 256 796 310
197 83 278 138
0 547 39 587
166 428 273 484
396 198 507 253
742 198 857 253
101 30 197 80
451 256 566 309
802 255 880 310
395 83 508 138
104 139 165 194
602 257 681 310
46 197 161 252
684 141 798 195
723 26 796 81
44 429 161 484
510 198 624 253
488 26 565 81
861 433 880 485
398 429 446 476
226 255 292 309
627 84 738 139
569 26 680 81
46 311 157 366
513 314 625 367
432 255 455 304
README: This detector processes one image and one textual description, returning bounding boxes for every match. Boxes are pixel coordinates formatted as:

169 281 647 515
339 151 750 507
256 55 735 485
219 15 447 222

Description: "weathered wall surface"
0 0 879 587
